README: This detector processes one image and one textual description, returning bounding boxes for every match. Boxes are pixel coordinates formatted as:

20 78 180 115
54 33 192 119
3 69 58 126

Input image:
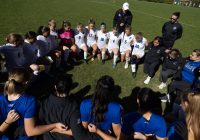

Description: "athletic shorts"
120 45 131 54
87 41 97 47
108 45 119 54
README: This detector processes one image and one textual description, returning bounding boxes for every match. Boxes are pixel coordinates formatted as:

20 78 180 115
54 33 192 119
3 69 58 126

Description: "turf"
0 0 199 98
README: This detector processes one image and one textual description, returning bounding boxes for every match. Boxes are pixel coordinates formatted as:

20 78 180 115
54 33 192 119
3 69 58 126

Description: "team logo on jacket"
157 50 161 53
118 13 122 17
173 26 177 30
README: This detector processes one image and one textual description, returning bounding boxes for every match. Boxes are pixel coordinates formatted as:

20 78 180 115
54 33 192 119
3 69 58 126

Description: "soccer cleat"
124 63 129 69
132 72 136 79
158 83 167 89
144 77 151 84
112 63 116 68
102 60 105 64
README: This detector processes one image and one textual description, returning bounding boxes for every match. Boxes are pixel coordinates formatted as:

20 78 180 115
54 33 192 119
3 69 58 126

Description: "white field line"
90 0 197 28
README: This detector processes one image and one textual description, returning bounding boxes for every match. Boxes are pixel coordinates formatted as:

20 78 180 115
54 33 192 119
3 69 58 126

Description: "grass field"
0 0 199 98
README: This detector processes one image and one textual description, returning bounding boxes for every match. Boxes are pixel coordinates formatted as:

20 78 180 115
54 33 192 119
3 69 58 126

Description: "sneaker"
112 63 116 68
160 94 170 103
91 57 95 61
124 63 129 69
158 83 167 89
132 72 136 79
102 60 105 64
144 77 151 84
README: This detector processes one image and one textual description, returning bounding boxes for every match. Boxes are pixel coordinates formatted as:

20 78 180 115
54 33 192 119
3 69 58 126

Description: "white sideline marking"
90 0 197 28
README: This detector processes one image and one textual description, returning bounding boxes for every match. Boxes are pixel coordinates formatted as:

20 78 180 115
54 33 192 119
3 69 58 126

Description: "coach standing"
113 2 133 34
162 12 183 49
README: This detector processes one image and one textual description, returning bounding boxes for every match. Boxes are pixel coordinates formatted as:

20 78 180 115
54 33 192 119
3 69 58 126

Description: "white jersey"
74 30 86 48
120 32 135 53
86 28 97 47
97 30 108 49
36 35 51 57
49 30 58 50
132 37 147 58
107 31 120 48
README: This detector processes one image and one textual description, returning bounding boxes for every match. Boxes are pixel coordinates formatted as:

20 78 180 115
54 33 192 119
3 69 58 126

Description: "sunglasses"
170 18 177 21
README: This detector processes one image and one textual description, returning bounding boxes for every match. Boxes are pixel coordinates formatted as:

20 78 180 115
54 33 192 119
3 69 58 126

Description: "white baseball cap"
122 2 129 10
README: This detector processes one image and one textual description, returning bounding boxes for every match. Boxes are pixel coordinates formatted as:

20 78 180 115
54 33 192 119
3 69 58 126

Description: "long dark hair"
91 75 114 125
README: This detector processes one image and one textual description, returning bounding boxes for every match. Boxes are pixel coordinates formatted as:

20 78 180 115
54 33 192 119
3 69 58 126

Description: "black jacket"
162 55 184 71
113 9 132 33
145 44 166 63
38 94 99 140
162 21 183 41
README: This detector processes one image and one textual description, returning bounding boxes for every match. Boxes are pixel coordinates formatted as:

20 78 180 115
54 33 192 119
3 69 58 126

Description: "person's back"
80 99 122 132
38 76 99 140
39 95 78 140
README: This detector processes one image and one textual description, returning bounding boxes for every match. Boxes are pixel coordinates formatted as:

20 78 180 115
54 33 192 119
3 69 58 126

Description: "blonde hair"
186 92 200 140
4 68 30 95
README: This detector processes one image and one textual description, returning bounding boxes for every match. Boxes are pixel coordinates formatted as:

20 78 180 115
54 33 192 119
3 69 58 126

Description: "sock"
147 76 151 80
84 51 87 60
102 52 106 60
131 64 136 72
92 52 95 56
64 49 70 62
126 57 130 63
113 55 118 64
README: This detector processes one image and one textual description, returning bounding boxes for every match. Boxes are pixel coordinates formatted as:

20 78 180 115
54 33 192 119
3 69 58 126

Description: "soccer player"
48 19 59 51
120 88 167 140
143 36 165 84
107 27 120 68
120 25 135 69
96 23 109 64
0 68 66 139
74 23 88 64
158 49 183 89
80 75 122 139
0 33 24 71
130 32 148 78
58 21 77 64
86 18 98 61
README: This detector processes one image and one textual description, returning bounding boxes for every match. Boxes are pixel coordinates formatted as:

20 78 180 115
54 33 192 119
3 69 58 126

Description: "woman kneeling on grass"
80 75 122 140
0 68 66 139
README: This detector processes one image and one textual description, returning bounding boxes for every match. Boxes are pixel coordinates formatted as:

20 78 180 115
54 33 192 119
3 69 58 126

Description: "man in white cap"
113 2 133 34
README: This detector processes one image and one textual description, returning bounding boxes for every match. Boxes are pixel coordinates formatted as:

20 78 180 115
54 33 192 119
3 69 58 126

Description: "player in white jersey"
96 23 109 64
36 26 51 57
130 32 148 78
74 23 88 64
119 25 134 69
86 19 98 61
107 27 120 68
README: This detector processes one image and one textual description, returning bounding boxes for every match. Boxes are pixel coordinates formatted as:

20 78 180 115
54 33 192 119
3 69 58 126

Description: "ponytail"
4 68 30 95
4 79 24 95
91 76 114 125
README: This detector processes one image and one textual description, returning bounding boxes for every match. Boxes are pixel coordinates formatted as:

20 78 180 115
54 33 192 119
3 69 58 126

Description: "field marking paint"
90 0 197 28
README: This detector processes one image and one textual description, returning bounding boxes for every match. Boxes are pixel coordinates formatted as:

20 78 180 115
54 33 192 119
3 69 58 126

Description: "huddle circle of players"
0 2 183 88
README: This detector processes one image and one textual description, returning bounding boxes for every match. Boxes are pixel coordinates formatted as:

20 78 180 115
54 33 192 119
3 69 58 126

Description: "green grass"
0 0 199 98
